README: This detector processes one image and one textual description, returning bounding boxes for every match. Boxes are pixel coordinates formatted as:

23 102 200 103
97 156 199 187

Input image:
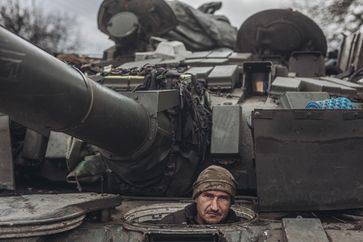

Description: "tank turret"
97 0 237 62
0 25 209 197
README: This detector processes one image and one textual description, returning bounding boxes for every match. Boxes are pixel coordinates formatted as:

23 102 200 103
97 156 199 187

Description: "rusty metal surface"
327 230 363 242
9 198 363 242
0 215 85 239
0 193 122 238
282 218 329 242
29 219 363 242
123 202 255 224
0 115 14 190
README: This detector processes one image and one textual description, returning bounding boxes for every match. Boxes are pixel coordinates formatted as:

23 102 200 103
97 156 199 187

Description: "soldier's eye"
219 196 230 202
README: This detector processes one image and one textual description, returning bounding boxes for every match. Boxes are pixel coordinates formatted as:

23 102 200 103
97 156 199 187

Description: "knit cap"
192 165 237 201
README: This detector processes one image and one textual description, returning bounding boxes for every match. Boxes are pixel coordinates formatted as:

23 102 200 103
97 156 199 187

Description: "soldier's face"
195 190 231 224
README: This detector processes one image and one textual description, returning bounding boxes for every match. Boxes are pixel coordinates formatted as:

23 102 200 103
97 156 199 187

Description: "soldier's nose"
210 198 219 211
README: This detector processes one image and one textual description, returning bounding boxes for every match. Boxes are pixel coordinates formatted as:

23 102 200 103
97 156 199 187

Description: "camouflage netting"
114 65 212 161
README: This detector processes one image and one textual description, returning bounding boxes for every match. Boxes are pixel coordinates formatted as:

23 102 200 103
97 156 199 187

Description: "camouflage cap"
192 165 237 201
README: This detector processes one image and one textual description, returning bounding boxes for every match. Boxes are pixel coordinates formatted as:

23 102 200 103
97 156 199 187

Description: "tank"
1 6 363 242
97 0 237 63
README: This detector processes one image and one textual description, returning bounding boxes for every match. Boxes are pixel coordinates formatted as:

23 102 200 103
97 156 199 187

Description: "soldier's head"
192 165 237 224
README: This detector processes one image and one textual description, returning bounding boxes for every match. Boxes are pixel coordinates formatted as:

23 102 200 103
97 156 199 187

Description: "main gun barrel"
0 26 150 156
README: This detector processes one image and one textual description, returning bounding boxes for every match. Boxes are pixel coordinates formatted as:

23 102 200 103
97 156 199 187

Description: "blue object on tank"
305 97 354 109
